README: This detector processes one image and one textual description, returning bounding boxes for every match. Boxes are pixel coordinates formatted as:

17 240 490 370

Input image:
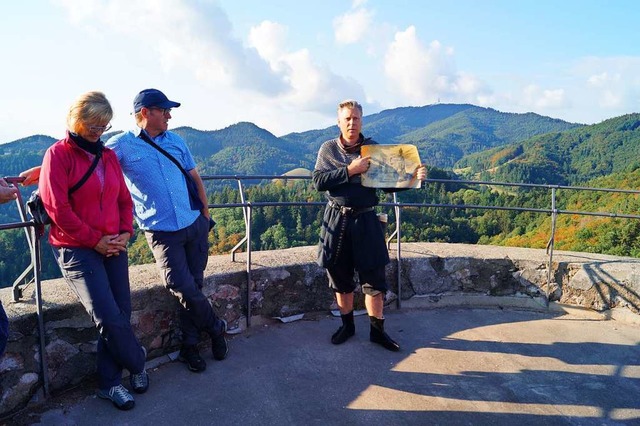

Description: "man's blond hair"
337 99 363 115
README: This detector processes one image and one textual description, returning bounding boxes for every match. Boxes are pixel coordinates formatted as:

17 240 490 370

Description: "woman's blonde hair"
67 91 113 134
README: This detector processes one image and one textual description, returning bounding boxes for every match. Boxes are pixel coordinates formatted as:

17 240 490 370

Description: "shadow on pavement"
9 307 640 426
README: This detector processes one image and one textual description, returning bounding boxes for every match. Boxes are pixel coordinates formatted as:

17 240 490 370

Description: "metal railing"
4 173 640 399
200 174 640 323
1 176 49 396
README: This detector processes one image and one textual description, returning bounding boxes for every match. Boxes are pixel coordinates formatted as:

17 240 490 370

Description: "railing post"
31 224 49 396
545 187 558 308
386 193 399 250
9 177 35 302
245 203 252 328
394 193 402 309
231 179 249 262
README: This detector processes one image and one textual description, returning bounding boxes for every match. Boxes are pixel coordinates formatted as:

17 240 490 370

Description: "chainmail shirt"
313 136 379 208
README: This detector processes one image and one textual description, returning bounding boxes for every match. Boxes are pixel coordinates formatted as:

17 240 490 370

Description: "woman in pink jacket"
39 91 148 410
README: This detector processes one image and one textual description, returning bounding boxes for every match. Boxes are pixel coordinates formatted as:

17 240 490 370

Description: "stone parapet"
1 243 639 417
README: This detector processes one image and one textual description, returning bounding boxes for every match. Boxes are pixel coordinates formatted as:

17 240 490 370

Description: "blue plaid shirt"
106 128 200 232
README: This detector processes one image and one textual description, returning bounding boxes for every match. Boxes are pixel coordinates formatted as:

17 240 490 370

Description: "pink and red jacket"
39 132 134 249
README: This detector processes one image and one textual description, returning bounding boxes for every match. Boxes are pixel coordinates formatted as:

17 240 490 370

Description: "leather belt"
328 200 375 216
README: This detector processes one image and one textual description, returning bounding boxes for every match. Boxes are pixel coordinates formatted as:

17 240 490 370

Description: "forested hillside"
0 102 576 224
0 135 55 177
173 123 308 175
397 108 580 168
456 114 640 185
2 104 638 288
4 163 640 288
280 103 581 168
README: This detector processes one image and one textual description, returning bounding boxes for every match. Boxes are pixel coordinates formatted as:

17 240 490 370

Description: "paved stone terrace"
0 243 640 424
10 306 640 426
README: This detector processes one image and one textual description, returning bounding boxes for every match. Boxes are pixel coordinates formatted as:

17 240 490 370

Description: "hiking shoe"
130 370 149 394
98 384 135 410
178 345 206 372
130 347 149 393
212 319 228 361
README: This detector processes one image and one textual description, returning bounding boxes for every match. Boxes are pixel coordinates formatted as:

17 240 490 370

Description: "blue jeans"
145 214 224 346
54 246 145 390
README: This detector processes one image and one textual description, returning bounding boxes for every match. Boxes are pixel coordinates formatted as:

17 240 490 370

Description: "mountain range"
2 103 640 286
456 113 640 185
0 103 583 180
5 104 640 223
3 103 639 200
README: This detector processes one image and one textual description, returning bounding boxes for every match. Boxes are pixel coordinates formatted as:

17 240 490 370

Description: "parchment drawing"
361 144 422 188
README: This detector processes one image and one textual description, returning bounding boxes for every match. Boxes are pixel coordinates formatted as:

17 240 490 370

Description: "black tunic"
313 136 390 271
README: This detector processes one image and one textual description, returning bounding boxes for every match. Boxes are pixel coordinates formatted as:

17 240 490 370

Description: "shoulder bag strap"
138 132 192 181
68 149 102 196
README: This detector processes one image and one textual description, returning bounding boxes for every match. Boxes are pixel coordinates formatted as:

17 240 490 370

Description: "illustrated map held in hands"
361 144 422 189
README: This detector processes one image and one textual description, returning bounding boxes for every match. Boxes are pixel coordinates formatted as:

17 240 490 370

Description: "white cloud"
383 26 489 105
53 0 286 95
29 0 637 142
52 0 370 127
587 72 621 87
480 56 640 123
586 71 625 107
600 90 623 108
248 20 289 71
521 85 566 108
2 0 337 141
248 20 367 112
333 7 374 45
576 57 640 110
451 72 486 97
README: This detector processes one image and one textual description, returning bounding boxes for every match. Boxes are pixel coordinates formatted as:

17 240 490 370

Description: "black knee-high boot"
369 316 400 352
331 311 355 344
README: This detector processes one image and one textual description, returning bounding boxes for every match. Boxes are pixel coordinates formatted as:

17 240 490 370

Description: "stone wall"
2 243 640 417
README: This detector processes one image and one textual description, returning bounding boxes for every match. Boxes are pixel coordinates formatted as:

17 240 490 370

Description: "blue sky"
0 0 638 143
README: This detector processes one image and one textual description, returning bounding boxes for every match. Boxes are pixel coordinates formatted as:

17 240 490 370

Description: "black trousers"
145 214 225 346
0 301 8 357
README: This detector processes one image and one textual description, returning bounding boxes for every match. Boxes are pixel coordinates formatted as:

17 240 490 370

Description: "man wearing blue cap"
106 89 228 373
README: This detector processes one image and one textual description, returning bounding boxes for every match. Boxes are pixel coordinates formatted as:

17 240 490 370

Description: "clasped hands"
94 232 131 257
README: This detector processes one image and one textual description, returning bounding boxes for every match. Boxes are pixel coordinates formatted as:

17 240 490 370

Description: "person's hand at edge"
19 166 41 186
0 178 18 204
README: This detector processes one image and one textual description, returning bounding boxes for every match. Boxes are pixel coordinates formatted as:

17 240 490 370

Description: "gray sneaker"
98 384 135 410
130 370 149 394
130 347 149 394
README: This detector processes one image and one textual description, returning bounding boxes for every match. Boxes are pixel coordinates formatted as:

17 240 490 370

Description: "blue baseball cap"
133 88 181 113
